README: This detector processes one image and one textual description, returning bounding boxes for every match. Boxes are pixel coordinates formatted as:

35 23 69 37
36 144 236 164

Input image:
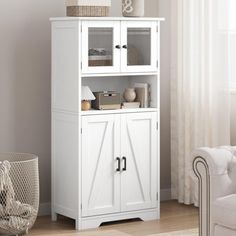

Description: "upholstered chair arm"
193 147 236 198
192 147 236 236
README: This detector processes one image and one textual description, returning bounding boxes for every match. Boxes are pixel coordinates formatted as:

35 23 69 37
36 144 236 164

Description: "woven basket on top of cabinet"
66 0 111 17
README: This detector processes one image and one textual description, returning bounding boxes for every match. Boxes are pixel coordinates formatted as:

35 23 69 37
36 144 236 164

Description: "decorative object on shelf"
0 153 39 235
92 91 121 110
123 88 136 102
81 86 95 111
65 0 111 17
122 0 145 17
134 83 150 108
89 48 112 67
122 102 140 109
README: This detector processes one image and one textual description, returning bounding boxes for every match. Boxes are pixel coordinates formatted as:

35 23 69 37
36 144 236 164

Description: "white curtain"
171 0 231 204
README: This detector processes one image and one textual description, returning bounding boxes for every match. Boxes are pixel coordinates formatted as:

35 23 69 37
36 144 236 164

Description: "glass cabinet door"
121 21 158 72
82 21 120 74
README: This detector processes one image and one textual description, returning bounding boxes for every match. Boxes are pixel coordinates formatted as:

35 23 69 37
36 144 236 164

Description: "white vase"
122 0 145 17
123 88 136 102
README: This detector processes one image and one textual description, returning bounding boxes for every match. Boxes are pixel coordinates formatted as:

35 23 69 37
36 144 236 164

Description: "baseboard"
38 202 51 216
160 188 172 201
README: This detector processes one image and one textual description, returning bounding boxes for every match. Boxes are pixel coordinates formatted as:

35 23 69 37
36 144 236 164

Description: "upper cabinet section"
81 19 160 75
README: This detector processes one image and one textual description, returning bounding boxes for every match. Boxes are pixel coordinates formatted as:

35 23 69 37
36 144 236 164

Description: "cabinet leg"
139 211 159 221
75 219 80 230
52 212 58 221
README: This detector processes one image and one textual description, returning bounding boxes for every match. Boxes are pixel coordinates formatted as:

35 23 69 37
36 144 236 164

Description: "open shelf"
82 75 159 110
81 108 158 116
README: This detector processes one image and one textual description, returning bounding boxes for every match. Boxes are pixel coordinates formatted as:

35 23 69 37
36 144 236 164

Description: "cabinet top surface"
50 16 165 22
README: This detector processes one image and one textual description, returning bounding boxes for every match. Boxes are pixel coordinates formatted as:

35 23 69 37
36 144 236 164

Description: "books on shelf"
134 83 150 108
122 102 141 109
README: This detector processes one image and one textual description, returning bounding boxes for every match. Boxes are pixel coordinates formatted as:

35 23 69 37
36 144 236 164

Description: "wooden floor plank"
29 201 199 236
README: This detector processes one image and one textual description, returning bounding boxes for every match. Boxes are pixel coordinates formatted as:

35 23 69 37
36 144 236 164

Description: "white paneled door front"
82 112 157 217
81 115 121 217
120 113 158 212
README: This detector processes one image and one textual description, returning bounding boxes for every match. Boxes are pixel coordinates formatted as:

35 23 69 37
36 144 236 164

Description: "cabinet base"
77 208 160 230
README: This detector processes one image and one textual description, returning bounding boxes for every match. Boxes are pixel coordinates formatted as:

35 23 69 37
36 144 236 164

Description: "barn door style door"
81 115 121 217
120 112 158 212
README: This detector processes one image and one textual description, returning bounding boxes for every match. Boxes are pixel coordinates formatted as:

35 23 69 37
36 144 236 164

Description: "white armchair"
193 147 236 236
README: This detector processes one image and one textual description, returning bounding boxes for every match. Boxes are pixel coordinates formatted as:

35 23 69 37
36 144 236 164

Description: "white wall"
0 0 65 206
157 0 171 192
0 0 172 209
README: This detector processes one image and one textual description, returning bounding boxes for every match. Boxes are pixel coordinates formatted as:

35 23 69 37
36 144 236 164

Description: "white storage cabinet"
51 17 164 230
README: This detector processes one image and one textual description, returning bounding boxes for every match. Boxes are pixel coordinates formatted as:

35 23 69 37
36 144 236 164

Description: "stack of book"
134 83 150 108
122 102 141 109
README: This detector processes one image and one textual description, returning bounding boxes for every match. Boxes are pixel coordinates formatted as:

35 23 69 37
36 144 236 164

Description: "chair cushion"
214 225 236 236
212 194 236 230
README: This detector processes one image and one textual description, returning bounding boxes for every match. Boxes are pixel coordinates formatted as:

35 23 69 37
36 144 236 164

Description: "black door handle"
122 45 128 49
116 157 121 171
122 157 127 171
115 45 121 49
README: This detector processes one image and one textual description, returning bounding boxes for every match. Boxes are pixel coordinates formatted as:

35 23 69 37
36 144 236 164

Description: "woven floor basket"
0 153 39 235
67 6 109 17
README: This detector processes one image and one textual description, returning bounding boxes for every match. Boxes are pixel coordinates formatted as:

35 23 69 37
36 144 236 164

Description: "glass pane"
127 28 151 66
88 28 113 67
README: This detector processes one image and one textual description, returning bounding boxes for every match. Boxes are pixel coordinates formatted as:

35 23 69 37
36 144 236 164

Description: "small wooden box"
92 91 121 110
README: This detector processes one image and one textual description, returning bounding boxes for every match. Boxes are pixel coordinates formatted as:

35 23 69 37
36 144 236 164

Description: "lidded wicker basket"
0 153 39 235
65 0 111 17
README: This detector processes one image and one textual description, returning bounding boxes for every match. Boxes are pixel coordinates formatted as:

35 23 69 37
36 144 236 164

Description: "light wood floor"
29 201 198 236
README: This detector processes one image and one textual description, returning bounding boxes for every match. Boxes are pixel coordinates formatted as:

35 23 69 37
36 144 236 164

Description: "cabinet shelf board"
82 72 158 78
81 108 158 116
